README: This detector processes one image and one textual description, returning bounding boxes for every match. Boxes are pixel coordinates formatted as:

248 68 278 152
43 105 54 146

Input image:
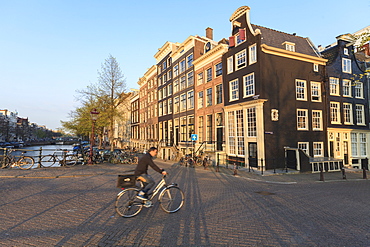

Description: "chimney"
206 27 213 40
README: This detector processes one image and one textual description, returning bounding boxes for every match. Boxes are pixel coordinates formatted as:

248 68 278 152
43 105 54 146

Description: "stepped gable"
251 24 319 57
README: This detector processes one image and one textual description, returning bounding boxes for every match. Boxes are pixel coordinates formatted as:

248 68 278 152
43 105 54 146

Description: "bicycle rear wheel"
159 186 184 213
18 157 34 170
115 188 143 217
63 155 78 167
40 155 56 167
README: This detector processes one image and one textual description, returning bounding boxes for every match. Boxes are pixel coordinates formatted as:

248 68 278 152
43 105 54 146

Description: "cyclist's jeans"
137 174 155 194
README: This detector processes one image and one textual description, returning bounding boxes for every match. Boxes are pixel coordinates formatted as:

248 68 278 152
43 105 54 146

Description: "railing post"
362 166 367 179
38 147 43 168
261 158 264 175
233 162 237 176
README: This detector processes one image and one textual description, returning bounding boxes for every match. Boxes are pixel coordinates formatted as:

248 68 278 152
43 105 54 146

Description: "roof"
251 24 320 57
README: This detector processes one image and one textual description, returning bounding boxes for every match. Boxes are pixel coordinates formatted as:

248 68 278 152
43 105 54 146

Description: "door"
175 128 179 146
286 150 297 169
329 141 334 158
216 128 223 151
343 141 348 164
248 142 257 167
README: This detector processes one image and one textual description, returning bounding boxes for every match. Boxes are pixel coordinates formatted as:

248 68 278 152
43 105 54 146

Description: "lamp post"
89 108 99 165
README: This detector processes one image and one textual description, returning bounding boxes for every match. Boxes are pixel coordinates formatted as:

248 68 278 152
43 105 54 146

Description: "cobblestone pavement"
0 161 369 246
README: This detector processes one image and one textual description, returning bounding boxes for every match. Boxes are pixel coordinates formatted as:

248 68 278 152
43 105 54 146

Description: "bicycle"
0 149 35 170
115 174 185 218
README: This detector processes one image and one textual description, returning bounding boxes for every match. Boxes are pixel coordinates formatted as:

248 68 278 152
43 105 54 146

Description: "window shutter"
239 28 246 41
229 36 235 47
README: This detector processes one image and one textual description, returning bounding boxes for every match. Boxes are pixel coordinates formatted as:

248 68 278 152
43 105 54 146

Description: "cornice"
261 44 327 65
224 99 267 111
193 44 228 69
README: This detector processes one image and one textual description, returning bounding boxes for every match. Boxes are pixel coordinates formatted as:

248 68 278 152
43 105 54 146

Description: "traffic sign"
191 134 198 141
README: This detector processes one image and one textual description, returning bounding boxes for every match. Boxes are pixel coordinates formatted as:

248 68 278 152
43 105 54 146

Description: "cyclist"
135 147 167 200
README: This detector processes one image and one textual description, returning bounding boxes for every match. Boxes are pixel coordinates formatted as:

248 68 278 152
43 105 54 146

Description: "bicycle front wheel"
63 155 78 167
159 186 184 213
115 188 143 217
40 155 56 167
18 157 35 170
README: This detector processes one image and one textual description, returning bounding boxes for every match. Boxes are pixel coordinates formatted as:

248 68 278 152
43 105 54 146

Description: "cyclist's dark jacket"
134 153 162 176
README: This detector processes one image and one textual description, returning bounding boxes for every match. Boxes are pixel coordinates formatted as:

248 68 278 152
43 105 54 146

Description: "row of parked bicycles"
179 154 212 168
0 147 139 170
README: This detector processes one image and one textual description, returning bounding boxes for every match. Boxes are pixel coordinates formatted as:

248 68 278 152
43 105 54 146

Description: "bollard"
363 167 367 179
341 166 346 180
216 153 219 172
319 164 325 181
233 162 238 176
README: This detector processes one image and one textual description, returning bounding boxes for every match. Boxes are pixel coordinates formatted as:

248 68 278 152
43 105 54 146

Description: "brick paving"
0 161 369 246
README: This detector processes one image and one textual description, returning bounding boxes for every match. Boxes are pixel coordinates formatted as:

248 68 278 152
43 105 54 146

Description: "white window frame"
187 90 194 110
342 79 352 97
296 79 307 101
198 91 204 109
313 142 324 157
229 79 239 101
311 81 321 102
360 133 367 156
342 58 352 74
215 62 222 77
179 60 186 73
197 72 204 85
356 104 365 125
297 109 308 130
173 64 179 77
187 71 194 87
330 102 341 124
298 142 309 155
249 43 257 65
186 54 193 69
180 93 186 112
313 64 319 72
355 82 363 98
329 77 340 96
227 56 234 74
243 72 255 98
312 110 323 131
235 49 246 70
343 103 353 125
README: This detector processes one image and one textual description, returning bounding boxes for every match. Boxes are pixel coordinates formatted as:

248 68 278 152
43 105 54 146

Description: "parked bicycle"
0 149 34 170
115 174 185 218
41 149 81 167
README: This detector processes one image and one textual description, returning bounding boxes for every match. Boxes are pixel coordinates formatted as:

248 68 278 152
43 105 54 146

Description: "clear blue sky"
0 0 369 130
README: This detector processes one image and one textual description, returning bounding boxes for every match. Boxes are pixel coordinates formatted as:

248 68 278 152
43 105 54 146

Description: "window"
163 100 167 115
355 82 363 98
168 84 173 96
247 107 256 137
180 94 186 111
311 82 321 102
236 33 245 45
187 71 194 87
228 111 236 154
227 56 233 74
216 84 223 104
158 88 163 100
180 60 186 73
243 73 255 97
298 142 309 155
180 76 186 90
188 115 194 140
206 115 213 143
159 102 163 116
173 64 179 77
343 103 353 124
163 86 167 98
181 117 187 142
329 77 340 95
356 104 365 125
168 70 172 80
174 96 180 113
313 142 323 157
197 72 204 85
342 58 352 73
198 116 203 143
297 109 308 130
206 88 212 107
360 133 367 156
236 110 244 155
174 80 179 93
187 91 194 109
313 64 319 72
206 68 212 82
312 110 322 131
249 44 257 64
198 91 204 109
330 102 341 124
215 63 222 77
351 133 358 156
235 49 246 69
344 48 349 55
163 73 167 83
342 79 351 97
187 54 193 69
168 98 172 114
284 42 295 52
296 79 307 100
230 79 239 101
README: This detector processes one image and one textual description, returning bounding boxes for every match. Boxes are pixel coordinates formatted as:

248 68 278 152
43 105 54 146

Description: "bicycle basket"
116 174 136 188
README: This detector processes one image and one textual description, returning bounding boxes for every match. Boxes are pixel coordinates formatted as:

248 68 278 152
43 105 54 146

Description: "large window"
311 82 321 102
356 104 365 125
296 80 307 100
206 88 212 107
198 91 204 109
247 107 256 137
249 43 257 64
329 77 339 95
313 142 323 157
343 103 353 124
174 80 179 93
215 62 222 77
243 73 255 97
235 49 246 70
227 56 233 74
174 96 180 113
163 100 167 115
181 117 187 141
198 116 203 143
197 72 204 85
342 58 352 74
342 79 351 97
187 71 194 87
230 79 239 101
187 91 194 110
168 98 172 114
360 133 367 156
173 65 179 77
355 82 363 98
216 84 223 104
180 94 186 111
297 109 308 130
180 60 186 73
180 76 186 90
206 68 212 82
187 54 193 69
330 102 341 124
206 115 213 143
351 133 358 156
236 110 245 155
228 111 236 155
312 110 322 131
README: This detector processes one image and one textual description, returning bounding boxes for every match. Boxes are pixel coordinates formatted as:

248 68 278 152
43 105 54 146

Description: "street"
0 162 370 246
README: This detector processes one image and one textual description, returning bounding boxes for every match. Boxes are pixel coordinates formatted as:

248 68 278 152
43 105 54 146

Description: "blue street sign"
191 134 198 141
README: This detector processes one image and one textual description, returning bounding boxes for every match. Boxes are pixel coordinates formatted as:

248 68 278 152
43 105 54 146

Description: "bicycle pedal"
143 200 153 208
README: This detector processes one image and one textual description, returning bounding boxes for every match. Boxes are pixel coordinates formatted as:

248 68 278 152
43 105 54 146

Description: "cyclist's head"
148 147 158 157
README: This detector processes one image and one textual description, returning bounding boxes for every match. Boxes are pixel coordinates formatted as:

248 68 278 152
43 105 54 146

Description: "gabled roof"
251 24 320 57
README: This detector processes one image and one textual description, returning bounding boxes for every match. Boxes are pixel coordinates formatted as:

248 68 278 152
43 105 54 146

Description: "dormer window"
283 41 295 52
344 48 349 55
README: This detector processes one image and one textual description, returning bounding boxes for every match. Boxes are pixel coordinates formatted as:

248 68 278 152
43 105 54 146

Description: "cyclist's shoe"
136 191 148 200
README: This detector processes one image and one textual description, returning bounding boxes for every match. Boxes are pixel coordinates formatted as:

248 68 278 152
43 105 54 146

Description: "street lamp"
88 108 99 165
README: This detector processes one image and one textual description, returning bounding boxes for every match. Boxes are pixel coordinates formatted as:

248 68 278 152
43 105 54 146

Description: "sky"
0 0 369 130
